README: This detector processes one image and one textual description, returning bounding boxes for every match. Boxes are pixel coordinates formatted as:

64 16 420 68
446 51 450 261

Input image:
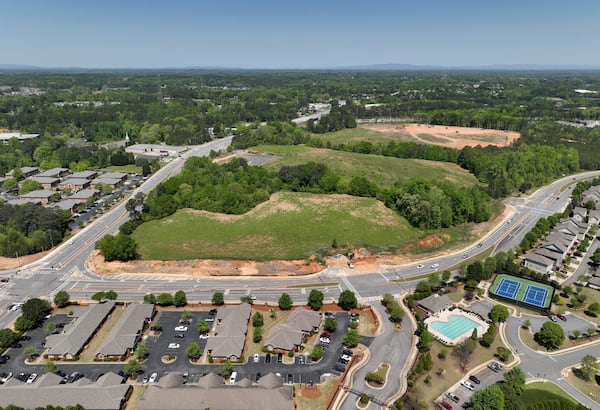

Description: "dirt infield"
363 123 520 149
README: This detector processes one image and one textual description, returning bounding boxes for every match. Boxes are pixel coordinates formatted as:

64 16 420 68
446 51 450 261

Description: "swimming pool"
429 314 483 340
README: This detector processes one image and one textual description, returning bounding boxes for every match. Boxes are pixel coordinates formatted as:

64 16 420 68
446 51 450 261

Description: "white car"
229 371 237 385
340 354 352 362
149 372 158 383
168 343 180 349
174 326 188 332
253 354 260 363
416 264 424 269
1 372 12 383
26 373 38 384
319 337 330 344
199 334 209 340
461 380 475 391
431 263 440 269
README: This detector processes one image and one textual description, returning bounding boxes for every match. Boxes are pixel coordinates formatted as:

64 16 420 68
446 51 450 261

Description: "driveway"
340 302 415 409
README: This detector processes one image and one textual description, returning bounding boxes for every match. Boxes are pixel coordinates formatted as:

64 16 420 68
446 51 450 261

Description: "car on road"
253 353 260 363
477 243 483 247
168 343 180 349
462 254 468 259
255 372 262 383
488 362 503 372
431 263 440 268
149 372 158 383
26 373 38 384
446 392 460 403
0 372 12 383
469 375 481 384
229 371 237 385
174 326 188 332
416 264 424 269
557 313 567 321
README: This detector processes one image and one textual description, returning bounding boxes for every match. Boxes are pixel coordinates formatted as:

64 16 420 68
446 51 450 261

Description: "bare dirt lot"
363 123 520 149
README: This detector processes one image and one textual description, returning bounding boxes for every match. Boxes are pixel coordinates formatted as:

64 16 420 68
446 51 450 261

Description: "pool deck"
425 309 489 345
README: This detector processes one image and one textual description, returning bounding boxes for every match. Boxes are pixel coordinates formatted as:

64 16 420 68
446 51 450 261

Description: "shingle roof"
95 303 154 357
286 307 321 333
37 167 69 177
265 325 304 351
68 188 99 200
137 373 293 410
20 189 57 199
205 303 251 358
46 301 115 357
0 371 129 410
417 294 453 314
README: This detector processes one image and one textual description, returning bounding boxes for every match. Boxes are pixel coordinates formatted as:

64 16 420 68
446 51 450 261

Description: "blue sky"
2 0 600 68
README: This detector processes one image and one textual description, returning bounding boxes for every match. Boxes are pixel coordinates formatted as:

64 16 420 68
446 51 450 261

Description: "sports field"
489 274 554 309
255 144 478 188
132 191 422 260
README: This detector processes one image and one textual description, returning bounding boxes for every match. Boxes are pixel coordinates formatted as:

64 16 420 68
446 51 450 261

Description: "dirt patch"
299 385 323 399
363 123 520 149
0 251 49 270
88 251 322 278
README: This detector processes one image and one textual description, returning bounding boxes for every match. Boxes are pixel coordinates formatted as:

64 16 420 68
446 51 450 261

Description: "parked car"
340 354 352 362
19 335 31 341
446 392 460 403
0 355 9 364
319 336 331 344
557 313 567 321
253 353 260 363
199 334 209 340
342 349 354 357
179 319 191 325
17 373 29 382
209 309 218 316
461 380 475 391
469 375 481 384
11 342 22 349
334 363 346 372
488 362 503 372
141 374 149 384
205 317 215 323
168 343 180 349
149 372 158 383
277 353 283 363
324 312 335 319
298 354 304 364
174 326 188 332
26 373 38 384
440 401 453 410
265 354 271 363
229 371 237 385
287 374 293 384
255 373 262 383
549 315 558 322
174 333 185 338
0 372 12 383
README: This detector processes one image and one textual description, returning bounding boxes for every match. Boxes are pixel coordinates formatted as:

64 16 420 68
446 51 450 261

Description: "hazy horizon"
2 0 600 69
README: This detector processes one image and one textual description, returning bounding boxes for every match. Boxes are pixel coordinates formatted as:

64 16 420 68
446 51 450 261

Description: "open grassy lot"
309 126 412 145
522 381 584 407
254 144 478 188
565 372 600 406
103 164 141 173
133 191 422 260
569 287 600 326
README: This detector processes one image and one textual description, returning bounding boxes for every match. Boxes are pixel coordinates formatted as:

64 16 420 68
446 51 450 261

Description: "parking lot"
0 309 371 387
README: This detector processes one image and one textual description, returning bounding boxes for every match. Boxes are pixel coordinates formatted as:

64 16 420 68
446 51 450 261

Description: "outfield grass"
132 192 422 260
254 144 478 189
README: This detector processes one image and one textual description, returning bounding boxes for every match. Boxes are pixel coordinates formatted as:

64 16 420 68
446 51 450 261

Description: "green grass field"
309 126 413 145
254 144 478 189
132 191 422 260
521 382 581 407
490 274 554 309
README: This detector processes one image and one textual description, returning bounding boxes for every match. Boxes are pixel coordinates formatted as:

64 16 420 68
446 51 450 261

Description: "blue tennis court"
523 285 548 308
494 278 521 299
